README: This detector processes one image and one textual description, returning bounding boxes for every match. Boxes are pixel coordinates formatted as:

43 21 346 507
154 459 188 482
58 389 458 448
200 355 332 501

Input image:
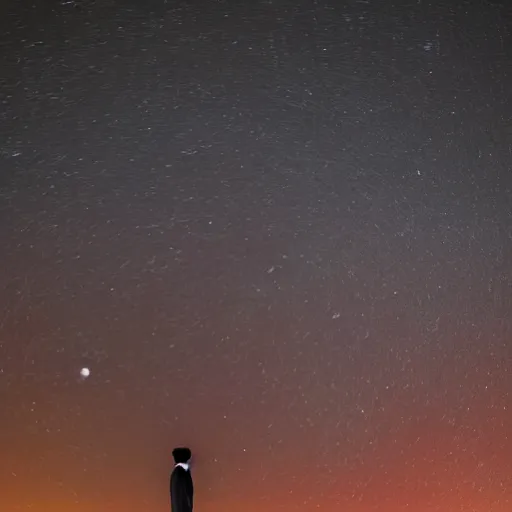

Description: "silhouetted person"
170 447 194 512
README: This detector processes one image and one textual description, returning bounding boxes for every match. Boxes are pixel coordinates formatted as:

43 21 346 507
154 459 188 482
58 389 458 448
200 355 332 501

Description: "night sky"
1 0 511 511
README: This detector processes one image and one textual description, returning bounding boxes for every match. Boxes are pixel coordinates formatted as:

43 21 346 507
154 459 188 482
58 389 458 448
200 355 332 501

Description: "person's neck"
175 462 189 471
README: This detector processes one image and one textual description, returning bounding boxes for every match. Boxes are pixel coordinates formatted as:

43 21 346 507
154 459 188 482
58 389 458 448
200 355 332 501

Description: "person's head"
172 447 192 464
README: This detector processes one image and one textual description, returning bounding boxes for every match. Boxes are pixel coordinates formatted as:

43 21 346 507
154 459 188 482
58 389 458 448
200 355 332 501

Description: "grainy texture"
1 0 511 511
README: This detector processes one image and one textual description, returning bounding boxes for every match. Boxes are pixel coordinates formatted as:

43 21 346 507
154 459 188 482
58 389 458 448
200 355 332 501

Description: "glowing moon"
80 367 91 378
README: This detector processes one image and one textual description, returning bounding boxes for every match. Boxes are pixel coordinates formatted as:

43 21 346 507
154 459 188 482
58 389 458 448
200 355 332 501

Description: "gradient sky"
1 0 511 511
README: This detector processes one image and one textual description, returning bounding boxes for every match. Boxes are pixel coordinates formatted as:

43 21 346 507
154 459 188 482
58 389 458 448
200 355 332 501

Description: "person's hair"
172 447 192 464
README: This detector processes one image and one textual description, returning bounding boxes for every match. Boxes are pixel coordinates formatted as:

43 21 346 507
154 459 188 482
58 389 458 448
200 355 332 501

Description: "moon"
80 367 91 378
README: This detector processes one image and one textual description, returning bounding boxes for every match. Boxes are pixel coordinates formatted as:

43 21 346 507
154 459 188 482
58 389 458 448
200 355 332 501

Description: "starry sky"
1 0 511 511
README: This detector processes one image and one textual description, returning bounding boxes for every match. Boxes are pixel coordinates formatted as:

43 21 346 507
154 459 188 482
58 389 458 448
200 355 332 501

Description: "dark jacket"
170 465 194 512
